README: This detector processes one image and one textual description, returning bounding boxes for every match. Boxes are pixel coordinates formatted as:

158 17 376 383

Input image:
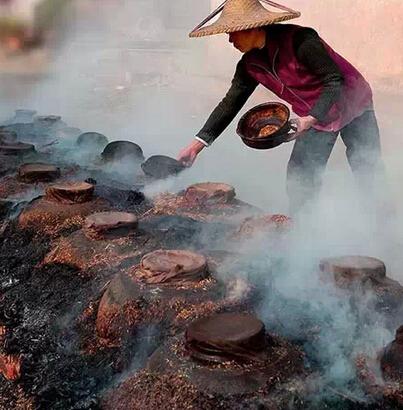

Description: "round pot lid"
184 182 235 205
186 313 266 363
319 255 386 282
45 181 95 204
134 249 208 284
17 163 61 183
0 142 35 156
84 211 138 239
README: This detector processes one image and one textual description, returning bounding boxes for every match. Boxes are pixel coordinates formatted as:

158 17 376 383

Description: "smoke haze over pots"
0 1 403 408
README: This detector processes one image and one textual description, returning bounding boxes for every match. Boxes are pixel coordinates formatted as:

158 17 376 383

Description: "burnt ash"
0 223 116 409
0 114 400 410
91 183 152 215
0 214 238 409
140 215 235 251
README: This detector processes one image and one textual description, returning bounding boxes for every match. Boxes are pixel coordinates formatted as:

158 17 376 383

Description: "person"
177 0 382 214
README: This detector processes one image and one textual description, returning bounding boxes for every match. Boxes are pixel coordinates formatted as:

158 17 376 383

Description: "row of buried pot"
0 112 403 407
99 255 403 409
0 111 304 407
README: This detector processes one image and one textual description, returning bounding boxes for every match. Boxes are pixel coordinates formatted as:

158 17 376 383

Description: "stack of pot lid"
45 181 95 204
185 313 266 364
83 211 138 240
319 255 386 284
133 249 208 284
184 182 235 205
0 142 35 156
17 163 61 183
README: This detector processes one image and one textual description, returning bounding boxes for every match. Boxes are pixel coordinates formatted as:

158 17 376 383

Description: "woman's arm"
294 27 345 122
178 58 257 166
195 58 258 146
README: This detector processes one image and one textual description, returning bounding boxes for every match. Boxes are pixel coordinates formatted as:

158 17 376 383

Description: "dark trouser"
287 109 383 214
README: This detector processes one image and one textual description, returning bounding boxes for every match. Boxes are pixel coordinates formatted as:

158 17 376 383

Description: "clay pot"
0 142 35 156
76 132 109 150
319 255 386 285
2 109 36 125
0 129 17 144
185 313 267 363
149 182 258 223
184 182 235 205
237 102 296 150
17 163 61 183
102 313 305 410
84 211 138 240
381 326 403 382
141 155 185 179
236 214 292 238
96 249 252 343
102 141 144 163
17 181 111 236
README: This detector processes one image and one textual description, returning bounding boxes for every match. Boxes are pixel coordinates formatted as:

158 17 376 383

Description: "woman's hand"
295 115 317 133
177 140 206 167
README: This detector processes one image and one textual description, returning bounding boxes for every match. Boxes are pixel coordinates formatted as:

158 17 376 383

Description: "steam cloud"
2 0 403 404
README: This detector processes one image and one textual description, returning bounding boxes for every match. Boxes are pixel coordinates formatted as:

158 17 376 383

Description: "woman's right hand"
177 140 206 167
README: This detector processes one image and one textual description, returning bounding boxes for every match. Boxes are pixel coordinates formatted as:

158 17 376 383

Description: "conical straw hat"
189 0 300 38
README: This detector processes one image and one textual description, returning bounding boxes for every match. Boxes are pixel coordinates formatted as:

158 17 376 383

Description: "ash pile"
0 109 402 410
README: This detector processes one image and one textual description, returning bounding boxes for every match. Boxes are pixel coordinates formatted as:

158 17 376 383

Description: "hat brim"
189 11 300 38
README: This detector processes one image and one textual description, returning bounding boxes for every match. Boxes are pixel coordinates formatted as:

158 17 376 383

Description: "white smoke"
1 0 403 404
